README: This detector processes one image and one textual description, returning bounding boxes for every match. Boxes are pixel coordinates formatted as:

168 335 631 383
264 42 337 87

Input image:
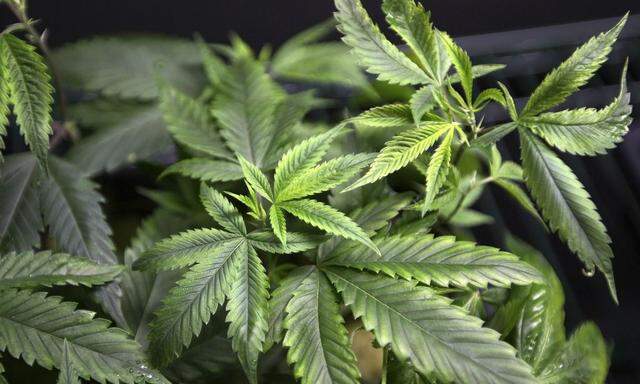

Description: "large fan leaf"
0 154 42 252
0 34 53 169
0 289 147 384
57 339 80 384
283 268 360 384
520 130 616 301
518 63 631 156
0 250 122 289
158 84 234 161
346 123 453 191
53 36 201 99
278 198 378 253
212 57 282 167
148 238 247 366
39 157 116 264
520 15 627 117
120 209 191 340
66 104 172 176
225 245 269 384
325 268 536 384
133 228 243 272
325 234 542 288
264 266 315 350
334 0 430 85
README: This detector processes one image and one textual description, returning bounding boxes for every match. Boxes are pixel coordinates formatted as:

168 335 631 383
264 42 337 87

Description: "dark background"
1 1 638 47
3 1 640 383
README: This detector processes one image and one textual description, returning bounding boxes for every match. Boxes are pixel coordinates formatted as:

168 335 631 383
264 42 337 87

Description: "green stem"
381 347 389 384
443 176 493 223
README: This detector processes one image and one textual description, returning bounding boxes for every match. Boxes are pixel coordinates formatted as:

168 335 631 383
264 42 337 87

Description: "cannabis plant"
0 0 631 382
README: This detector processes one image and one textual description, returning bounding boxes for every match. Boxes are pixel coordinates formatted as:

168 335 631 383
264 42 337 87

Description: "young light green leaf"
225 245 269 384
273 126 343 194
449 64 506 84
269 205 287 246
160 158 243 183
325 268 537 384
276 153 375 202
440 32 473 103
200 184 246 235
472 123 517 148
382 0 440 82
196 37 225 87
410 86 436 125
0 34 53 169
237 154 273 202
519 62 631 156
0 250 123 289
325 234 542 288
334 0 430 85
349 104 414 128
283 268 360 384
520 130 617 302
423 128 454 212
346 123 453 191
520 14 627 117
474 88 506 110
279 198 379 254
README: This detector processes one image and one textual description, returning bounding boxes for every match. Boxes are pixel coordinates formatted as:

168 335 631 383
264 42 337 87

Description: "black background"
3 1 640 383
1 1 639 48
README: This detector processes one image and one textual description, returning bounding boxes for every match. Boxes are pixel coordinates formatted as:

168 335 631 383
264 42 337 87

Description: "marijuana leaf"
519 62 631 156
283 268 360 384
325 234 542 288
520 130 617 302
0 153 42 252
520 14 627 117
326 268 537 383
334 0 430 85
0 250 122 289
0 289 148 384
0 34 53 169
